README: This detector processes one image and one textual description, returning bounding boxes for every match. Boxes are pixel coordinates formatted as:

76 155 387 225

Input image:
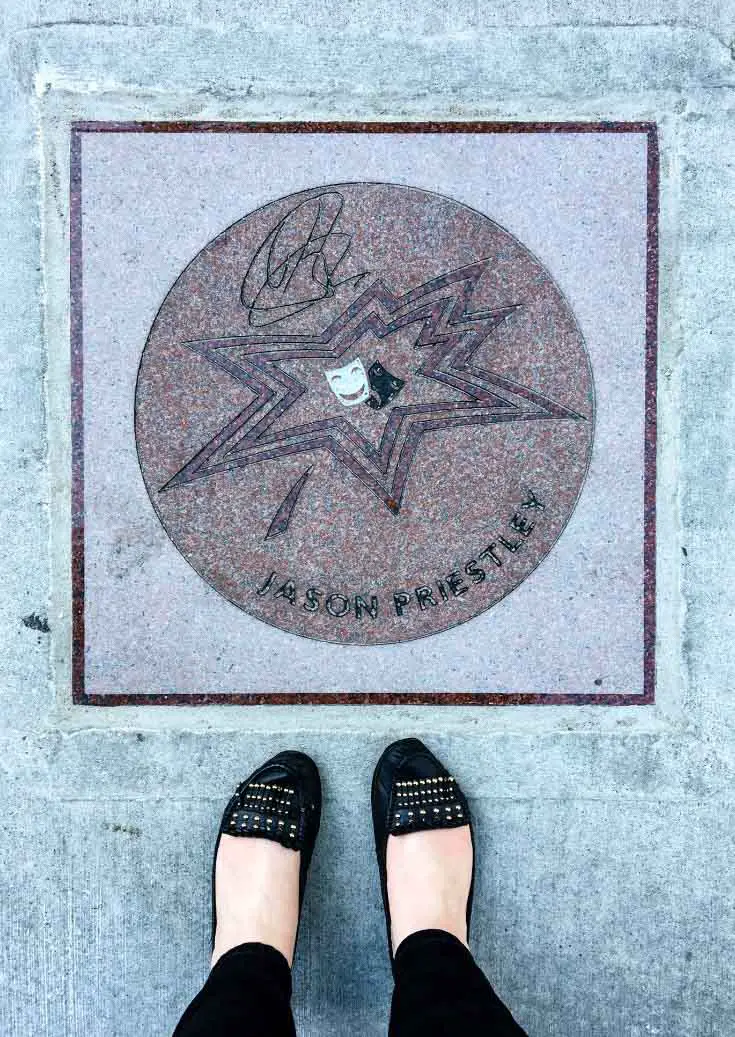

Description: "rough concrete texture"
1 2 735 1035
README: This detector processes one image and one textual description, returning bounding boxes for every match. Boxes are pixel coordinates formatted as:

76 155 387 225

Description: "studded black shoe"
371 738 474 968
211 750 321 949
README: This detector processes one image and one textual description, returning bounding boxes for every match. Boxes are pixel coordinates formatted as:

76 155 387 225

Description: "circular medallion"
135 183 594 644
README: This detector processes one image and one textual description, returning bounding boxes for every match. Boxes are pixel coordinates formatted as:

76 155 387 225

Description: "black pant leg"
389 929 528 1037
172 942 296 1037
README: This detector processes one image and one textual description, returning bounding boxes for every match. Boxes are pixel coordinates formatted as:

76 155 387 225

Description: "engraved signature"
241 190 370 327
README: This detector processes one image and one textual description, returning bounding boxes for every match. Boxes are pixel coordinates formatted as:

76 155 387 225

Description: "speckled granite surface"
74 127 653 700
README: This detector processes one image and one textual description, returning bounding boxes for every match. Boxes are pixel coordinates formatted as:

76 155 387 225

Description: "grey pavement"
2 2 735 1035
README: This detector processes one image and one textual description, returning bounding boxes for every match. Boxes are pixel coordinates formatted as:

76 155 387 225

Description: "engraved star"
162 259 582 530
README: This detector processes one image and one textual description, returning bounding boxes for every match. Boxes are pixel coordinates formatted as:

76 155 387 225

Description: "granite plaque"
71 123 657 703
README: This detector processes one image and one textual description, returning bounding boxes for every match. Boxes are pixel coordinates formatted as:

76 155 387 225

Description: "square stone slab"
71 123 657 703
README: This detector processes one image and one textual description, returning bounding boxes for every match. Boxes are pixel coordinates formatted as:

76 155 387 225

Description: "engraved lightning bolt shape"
161 260 582 535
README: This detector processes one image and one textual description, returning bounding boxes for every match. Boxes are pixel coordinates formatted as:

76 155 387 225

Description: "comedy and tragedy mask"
325 357 406 410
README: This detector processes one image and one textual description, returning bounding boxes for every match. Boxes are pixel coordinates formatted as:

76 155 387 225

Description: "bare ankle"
387 826 473 953
212 836 300 969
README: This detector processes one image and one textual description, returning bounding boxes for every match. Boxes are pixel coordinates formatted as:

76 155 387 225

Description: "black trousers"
173 929 528 1036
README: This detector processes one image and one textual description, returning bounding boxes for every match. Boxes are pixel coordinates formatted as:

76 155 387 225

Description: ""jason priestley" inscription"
255 491 545 621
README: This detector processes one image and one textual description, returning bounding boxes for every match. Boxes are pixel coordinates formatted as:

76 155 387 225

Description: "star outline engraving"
160 259 584 525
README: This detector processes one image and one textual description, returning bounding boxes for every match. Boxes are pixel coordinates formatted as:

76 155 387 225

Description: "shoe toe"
373 738 453 803
249 751 321 811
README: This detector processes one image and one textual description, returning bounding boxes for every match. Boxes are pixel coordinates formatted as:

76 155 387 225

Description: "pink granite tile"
71 124 656 702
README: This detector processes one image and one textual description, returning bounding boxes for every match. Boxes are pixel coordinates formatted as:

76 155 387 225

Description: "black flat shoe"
211 750 322 949
371 737 474 968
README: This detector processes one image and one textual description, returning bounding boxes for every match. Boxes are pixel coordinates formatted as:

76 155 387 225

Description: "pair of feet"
212 746 474 969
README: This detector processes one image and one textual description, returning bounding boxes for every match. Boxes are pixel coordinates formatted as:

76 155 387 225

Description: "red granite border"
71 120 657 134
71 128 85 704
78 691 652 706
70 121 658 706
642 124 659 706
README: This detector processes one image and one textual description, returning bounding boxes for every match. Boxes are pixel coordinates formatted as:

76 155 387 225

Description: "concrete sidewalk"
2 2 735 1034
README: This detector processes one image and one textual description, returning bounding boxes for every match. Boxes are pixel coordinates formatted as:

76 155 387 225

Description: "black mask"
365 360 405 410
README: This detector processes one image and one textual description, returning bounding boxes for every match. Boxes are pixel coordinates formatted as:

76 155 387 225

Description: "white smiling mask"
324 358 370 407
